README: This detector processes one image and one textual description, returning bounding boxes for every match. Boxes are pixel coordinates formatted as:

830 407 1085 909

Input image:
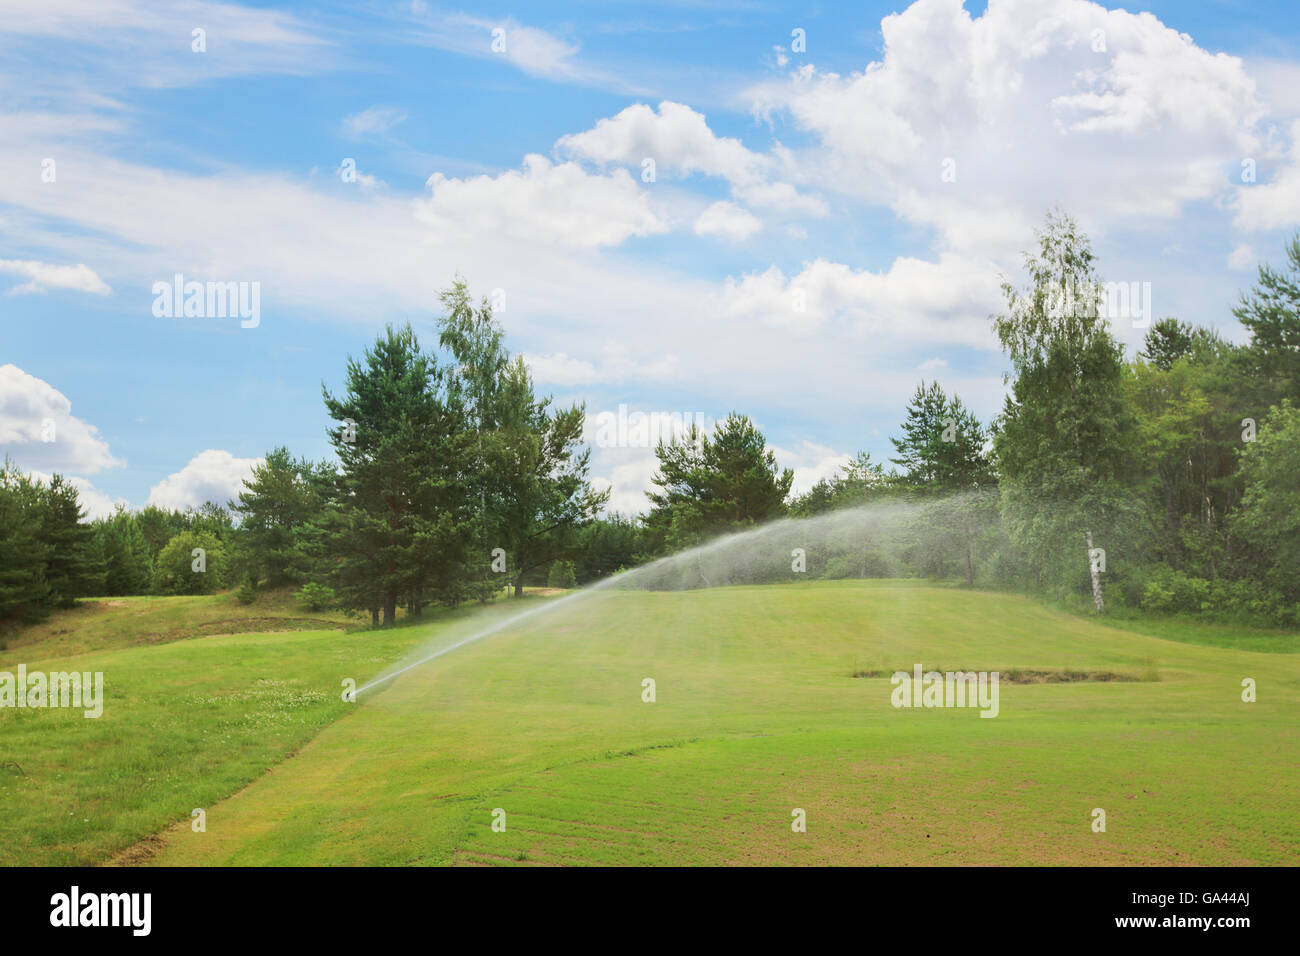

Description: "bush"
546 560 577 589
236 580 258 605
152 530 227 595
1141 568 1210 614
296 582 335 611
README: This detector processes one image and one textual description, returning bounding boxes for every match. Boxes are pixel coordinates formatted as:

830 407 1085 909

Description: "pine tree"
645 413 793 552
323 324 477 624
0 463 50 624
37 474 102 605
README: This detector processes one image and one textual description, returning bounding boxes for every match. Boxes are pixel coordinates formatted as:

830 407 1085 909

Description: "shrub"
1141 568 1211 615
546 560 577 589
296 582 335 611
236 580 258 605
152 530 227 595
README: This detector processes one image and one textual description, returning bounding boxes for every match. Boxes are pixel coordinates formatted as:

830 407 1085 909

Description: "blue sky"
3 0 1300 516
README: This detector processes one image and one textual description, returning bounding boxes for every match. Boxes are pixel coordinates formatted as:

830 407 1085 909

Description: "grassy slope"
0 590 353 668
0 593 538 865
81 579 1293 867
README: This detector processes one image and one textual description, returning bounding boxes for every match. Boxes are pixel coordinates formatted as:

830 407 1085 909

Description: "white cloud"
557 100 823 216
772 441 854 497
341 106 407 139
0 364 123 474
559 100 769 184
720 252 1002 346
400 12 635 91
527 345 681 388
747 0 1265 257
0 0 332 93
1233 119 1300 232
524 352 600 386
590 445 661 516
423 154 667 249
694 200 761 241
27 470 128 521
1227 244 1256 271
146 449 262 511
0 259 110 295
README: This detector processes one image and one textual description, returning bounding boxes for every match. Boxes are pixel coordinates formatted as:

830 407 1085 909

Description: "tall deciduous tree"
992 210 1137 603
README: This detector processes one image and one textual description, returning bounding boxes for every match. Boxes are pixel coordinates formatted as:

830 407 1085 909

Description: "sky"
2 0 1299 518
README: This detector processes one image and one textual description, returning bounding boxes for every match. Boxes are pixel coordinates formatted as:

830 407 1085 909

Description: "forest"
3 212 1297 628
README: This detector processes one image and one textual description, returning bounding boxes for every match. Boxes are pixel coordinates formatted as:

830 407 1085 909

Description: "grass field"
2 580 1296 866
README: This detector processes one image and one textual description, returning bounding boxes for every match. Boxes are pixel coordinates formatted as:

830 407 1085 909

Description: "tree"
36 474 101 605
483 357 607 598
889 381 993 492
1232 401 1300 611
153 530 226 595
1233 234 1300 408
436 280 511 603
323 323 477 623
230 447 328 588
1124 343 1242 581
546 559 577 589
573 514 643 583
0 462 49 625
789 452 888 517
992 210 1137 604
93 508 152 595
644 413 793 553
437 285 606 600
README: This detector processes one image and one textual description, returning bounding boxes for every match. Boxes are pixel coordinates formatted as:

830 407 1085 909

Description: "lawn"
4 579 1280 866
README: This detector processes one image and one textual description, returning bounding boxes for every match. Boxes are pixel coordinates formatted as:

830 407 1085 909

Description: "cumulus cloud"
526 345 681 388
720 252 1003 346
747 0 1265 256
772 441 854 497
27 470 128 520
559 100 769 183
146 449 262 511
0 259 110 295
1233 119 1300 232
589 445 661 516
0 364 123 474
557 100 823 216
422 155 667 249
694 200 762 241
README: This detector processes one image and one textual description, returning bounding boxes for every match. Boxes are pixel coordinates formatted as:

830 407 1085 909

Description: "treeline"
0 282 606 628
3 215 1297 628
0 468 238 625
624 214 1300 625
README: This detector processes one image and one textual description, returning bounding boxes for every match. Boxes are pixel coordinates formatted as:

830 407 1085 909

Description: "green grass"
0 590 354 667
1090 606 1300 654
2 580 1296 866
